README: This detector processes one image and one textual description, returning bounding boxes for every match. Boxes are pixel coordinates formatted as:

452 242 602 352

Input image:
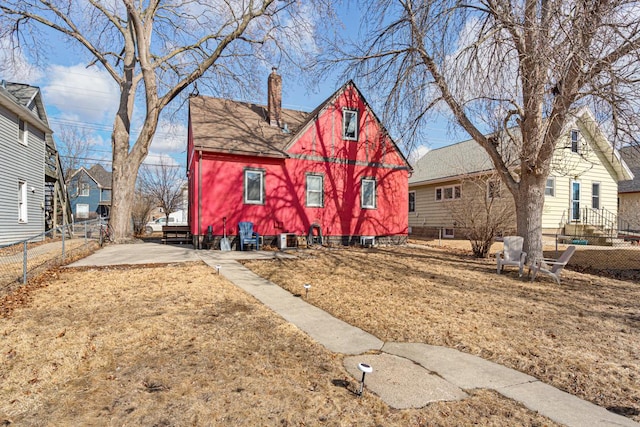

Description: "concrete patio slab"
343 353 468 409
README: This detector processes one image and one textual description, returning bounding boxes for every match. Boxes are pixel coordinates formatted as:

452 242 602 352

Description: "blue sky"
0 2 465 170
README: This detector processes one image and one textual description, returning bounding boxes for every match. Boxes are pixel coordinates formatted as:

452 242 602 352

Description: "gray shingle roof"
619 146 640 193
409 138 495 184
189 96 308 158
88 164 112 189
4 82 39 108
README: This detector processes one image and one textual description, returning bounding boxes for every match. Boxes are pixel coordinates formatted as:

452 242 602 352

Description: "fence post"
84 221 87 243
23 241 28 284
61 226 66 262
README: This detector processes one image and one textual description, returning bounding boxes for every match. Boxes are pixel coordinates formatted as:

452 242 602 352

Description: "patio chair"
529 245 576 285
239 221 260 251
496 236 527 277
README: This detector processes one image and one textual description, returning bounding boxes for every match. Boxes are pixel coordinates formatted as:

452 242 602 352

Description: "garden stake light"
304 283 311 299
215 265 221 274
357 363 373 396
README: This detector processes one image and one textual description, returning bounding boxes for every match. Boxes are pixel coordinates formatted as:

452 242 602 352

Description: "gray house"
0 81 70 245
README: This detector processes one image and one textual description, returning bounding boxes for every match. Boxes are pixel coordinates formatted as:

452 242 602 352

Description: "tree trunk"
110 161 138 242
516 171 546 263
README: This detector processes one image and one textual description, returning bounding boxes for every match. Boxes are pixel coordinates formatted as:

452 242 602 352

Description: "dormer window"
343 109 358 140
570 129 579 153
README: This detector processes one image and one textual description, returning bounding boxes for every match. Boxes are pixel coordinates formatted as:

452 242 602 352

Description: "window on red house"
361 178 376 209
306 173 324 207
244 168 265 205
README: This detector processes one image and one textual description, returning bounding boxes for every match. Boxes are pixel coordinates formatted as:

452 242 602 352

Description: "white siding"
543 122 620 231
410 120 623 235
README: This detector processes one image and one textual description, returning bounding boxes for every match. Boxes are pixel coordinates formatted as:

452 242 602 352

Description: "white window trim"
443 228 455 238
18 181 28 223
592 182 600 209
570 129 580 153
76 203 90 219
408 191 416 213
79 182 90 197
361 178 377 209
435 185 461 202
545 177 556 197
342 109 358 141
243 168 265 205
18 119 28 146
306 173 324 208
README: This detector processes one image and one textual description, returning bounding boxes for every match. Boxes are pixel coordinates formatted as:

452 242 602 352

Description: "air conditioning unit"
278 233 297 250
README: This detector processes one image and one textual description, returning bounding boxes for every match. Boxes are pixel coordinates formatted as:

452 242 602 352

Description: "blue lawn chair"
239 222 260 251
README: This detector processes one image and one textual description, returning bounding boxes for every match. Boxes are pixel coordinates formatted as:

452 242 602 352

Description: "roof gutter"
0 88 51 134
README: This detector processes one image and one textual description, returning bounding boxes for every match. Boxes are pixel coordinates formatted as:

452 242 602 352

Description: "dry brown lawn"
1 262 559 426
244 244 640 423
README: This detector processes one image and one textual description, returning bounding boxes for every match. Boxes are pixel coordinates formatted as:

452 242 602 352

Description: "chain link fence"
410 227 640 281
0 219 102 296
545 233 640 282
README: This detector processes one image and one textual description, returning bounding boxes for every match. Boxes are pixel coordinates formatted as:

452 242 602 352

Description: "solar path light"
357 362 373 396
303 283 311 298
215 265 221 275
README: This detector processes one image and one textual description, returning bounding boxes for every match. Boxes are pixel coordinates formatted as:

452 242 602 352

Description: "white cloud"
43 64 119 122
149 120 187 154
0 37 43 82
143 152 180 167
407 144 430 165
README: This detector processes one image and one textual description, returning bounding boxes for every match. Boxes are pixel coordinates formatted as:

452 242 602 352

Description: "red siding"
188 84 409 241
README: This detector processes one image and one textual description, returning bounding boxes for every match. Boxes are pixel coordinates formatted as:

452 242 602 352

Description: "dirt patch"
0 262 559 426
245 245 640 423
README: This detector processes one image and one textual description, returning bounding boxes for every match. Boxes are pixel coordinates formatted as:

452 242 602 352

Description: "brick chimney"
267 67 282 127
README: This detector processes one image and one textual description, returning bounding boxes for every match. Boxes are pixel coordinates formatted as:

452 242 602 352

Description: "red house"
187 70 411 249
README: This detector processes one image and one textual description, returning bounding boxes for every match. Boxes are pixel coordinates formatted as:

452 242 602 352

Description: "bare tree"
130 187 155 236
1 0 328 242
56 125 94 176
448 174 516 258
138 158 185 225
330 0 640 261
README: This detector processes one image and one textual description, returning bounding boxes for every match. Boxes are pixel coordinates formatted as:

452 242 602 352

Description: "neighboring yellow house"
618 147 640 233
409 109 634 241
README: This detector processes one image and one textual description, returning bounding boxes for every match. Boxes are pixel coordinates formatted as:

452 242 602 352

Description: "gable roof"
189 80 411 169
88 164 112 188
0 81 51 134
189 96 308 158
410 139 495 185
410 108 632 185
68 164 112 189
619 146 640 193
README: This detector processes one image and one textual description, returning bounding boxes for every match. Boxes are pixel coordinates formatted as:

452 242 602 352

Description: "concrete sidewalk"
197 253 639 427
70 244 638 426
